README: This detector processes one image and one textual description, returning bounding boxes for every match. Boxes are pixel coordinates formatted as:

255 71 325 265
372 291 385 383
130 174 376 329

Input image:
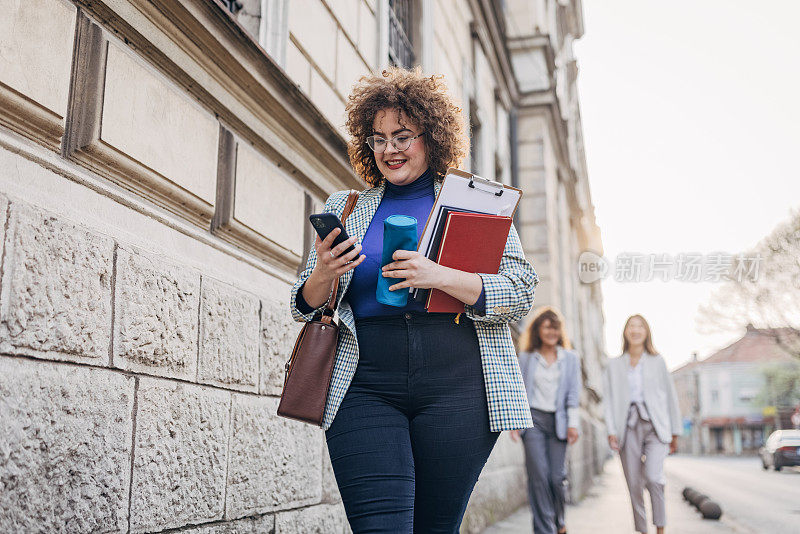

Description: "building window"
219 0 243 14
388 0 415 68
259 0 290 67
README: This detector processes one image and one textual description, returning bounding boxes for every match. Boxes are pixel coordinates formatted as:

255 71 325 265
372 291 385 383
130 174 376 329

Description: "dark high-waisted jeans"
325 311 499 533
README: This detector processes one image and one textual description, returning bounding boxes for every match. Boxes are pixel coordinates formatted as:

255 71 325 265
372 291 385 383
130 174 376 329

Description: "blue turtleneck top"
297 168 485 318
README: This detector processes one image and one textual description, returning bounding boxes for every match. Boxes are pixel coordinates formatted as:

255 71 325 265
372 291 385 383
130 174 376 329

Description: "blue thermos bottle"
376 215 418 307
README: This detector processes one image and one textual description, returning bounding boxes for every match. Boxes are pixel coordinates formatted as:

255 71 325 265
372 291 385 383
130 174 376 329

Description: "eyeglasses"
365 132 424 153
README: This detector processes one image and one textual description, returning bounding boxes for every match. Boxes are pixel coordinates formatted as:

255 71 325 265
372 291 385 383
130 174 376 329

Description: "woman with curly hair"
289 66 538 533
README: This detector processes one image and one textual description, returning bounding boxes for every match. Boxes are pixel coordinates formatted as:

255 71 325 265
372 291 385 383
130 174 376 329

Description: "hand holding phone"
301 213 365 306
309 213 356 256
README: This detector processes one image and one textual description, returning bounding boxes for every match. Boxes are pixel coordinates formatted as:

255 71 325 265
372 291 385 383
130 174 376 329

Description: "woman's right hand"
313 227 365 283
608 434 619 452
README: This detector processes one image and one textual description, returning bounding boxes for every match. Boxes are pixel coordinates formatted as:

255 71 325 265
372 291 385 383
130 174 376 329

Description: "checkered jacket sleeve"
464 223 539 323
289 190 350 323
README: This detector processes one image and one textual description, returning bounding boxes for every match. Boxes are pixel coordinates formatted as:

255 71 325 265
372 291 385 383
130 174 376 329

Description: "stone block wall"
0 191 349 533
512 0 608 505
0 358 134 533
0 175 529 533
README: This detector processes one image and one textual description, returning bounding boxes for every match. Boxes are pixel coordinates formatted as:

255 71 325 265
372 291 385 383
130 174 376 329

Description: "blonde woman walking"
604 315 681 534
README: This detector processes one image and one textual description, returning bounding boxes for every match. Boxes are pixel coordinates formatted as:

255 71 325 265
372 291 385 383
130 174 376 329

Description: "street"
664 455 800 533
483 455 800 533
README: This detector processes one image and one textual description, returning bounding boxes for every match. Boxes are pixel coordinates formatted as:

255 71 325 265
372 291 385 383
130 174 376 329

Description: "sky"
573 0 800 369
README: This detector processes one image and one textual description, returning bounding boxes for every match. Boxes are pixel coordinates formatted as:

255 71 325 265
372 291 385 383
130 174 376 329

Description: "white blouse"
627 359 649 420
529 350 579 428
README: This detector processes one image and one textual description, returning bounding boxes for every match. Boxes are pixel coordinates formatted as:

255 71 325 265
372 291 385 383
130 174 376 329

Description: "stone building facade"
502 0 608 501
0 0 603 531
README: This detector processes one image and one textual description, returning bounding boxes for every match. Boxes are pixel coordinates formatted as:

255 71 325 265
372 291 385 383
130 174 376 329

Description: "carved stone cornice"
0 127 298 286
211 217 302 273
519 87 572 178
210 126 302 273
506 33 557 91
74 0 361 198
74 139 215 229
0 84 65 152
468 0 518 108
63 13 217 229
0 0 75 152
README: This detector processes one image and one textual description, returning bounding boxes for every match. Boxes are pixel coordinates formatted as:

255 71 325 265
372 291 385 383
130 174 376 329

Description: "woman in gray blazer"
604 314 681 534
511 306 581 534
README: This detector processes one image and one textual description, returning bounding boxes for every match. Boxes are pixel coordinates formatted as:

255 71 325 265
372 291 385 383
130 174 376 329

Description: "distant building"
672 325 796 455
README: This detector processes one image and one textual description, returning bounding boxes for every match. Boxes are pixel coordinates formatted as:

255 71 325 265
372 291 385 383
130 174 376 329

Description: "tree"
756 362 800 429
698 209 800 358
756 362 800 410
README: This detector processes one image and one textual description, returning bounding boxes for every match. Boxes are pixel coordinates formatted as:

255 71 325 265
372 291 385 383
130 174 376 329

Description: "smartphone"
309 212 356 256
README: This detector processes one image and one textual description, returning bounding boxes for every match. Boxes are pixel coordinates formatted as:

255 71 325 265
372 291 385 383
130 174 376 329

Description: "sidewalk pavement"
481 457 748 534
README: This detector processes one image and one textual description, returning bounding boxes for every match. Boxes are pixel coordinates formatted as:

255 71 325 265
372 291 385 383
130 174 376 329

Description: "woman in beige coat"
604 314 681 534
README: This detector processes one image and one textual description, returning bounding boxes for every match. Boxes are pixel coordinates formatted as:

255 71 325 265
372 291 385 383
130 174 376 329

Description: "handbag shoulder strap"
321 191 359 321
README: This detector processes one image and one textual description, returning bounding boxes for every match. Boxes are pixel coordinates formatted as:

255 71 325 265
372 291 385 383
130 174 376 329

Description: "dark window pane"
219 0 243 14
388 0 415 68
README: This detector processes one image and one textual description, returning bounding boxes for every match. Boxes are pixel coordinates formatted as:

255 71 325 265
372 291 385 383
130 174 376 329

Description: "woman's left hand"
382 250 446 290
669 435 679 454
567 427 579 445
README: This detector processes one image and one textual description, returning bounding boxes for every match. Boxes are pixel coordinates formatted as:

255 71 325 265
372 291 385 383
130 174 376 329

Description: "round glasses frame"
365 132 425 153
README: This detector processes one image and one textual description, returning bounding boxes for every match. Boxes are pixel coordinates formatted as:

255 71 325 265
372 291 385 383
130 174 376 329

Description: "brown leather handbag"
277 191 359 426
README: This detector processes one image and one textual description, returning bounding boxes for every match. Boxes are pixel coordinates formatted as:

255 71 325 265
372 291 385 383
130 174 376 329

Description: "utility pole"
692 352 702 455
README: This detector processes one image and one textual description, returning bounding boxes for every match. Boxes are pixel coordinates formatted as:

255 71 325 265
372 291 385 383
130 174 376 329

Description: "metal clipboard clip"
468 176 504 196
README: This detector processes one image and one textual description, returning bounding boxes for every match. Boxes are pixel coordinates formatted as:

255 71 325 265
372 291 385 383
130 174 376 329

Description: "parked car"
760 429 800 471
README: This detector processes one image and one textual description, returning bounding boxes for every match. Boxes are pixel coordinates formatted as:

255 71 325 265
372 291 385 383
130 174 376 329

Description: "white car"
760 429 800 471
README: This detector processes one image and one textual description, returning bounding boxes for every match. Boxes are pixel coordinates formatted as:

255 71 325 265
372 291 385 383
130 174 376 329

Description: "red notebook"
426 212 512 313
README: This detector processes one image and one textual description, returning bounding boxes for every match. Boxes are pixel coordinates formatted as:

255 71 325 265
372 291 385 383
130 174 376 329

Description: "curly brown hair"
345 66 469 187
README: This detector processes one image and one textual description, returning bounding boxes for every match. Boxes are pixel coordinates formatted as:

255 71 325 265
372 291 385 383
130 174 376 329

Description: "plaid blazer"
289 179 539 431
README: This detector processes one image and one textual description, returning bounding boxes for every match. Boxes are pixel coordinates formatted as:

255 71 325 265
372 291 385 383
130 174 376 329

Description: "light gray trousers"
620 405 668 533
522 409 567 534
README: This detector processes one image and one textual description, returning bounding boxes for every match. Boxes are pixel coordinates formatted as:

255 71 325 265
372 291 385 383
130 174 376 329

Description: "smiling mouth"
385 159 407 170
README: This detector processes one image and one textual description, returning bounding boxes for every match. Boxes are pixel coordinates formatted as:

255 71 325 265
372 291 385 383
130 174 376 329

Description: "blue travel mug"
376 215 418 307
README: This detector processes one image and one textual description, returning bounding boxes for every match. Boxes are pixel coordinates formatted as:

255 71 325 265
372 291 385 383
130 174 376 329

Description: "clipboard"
411 168 523 300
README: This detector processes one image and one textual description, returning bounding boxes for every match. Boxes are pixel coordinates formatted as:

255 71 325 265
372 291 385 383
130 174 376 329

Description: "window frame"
387 0 415 68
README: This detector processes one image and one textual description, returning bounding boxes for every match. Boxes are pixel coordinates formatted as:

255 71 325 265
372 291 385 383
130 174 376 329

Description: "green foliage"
756 362 800 409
